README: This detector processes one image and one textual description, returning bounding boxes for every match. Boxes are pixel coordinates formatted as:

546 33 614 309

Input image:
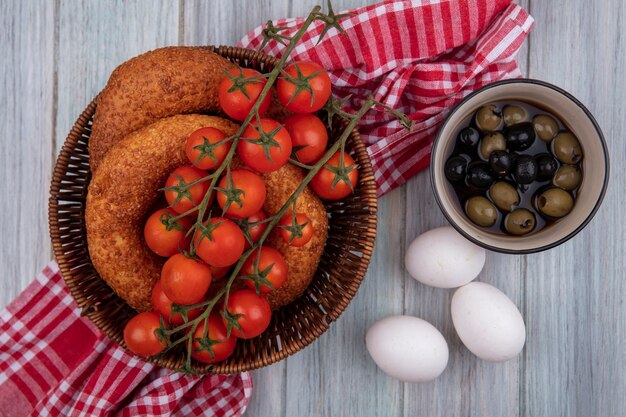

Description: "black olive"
457 127 480 148
535 153 559 181
504 122 536 151
445 155 469 182
513 155 538 184
489 150 515 176
466 161 495 190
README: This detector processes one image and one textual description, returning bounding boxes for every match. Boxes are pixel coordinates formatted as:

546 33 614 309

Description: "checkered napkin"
240 0 533 195
0 262 252 417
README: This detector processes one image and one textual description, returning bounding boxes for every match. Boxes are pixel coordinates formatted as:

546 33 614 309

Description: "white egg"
405 226 486 288
451 282 526 362
366 315 449 383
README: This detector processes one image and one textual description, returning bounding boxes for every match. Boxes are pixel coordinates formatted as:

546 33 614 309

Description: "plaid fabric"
0 262 253 417
240 0 533 195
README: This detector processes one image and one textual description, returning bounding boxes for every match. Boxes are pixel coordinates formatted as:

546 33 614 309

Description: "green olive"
553 165 582 191
504 209 536 235
552 131 583 164
536 188 574 218
532 114 559 141
475 105 502 132
465 196 498 227
479 132 507 160
488 182 520 212
503 105 527 127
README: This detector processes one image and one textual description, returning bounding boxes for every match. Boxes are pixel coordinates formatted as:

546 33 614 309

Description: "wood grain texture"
0 0 624 416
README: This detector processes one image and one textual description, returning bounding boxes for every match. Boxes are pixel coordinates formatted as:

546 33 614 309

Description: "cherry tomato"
216 169 266 218
277 61 331 114
223 290 271 339
310 151 358 200
160 254 212 305
164 165 212 215
210 265 231 280
191 312 237 364
238 210 268 249
279 212 314 247
151 280 202 325
241 247 288 294
185 127 231 170
283 114 328 163
218 67 271 121
143 208 192 257
123 311 166 357
194 217 245 267
238 119 292 173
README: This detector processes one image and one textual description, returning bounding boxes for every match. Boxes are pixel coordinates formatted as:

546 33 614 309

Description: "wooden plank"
523 0 626 416
0 0 55 308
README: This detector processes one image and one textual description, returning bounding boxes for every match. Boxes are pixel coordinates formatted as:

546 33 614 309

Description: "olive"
457 127 481 148
475 104 502 132
465 196 498 227
513 155 538 184
489 150 515 176
553 164 582 191
504 122 535 151
445 155 470 182
552 131 583 164
466 161 495 190
503 105 527 127
504 208 536 235
488 181 520 212
479 132 506 160
536 187 574 218
533 114 559 141
535 153 559 181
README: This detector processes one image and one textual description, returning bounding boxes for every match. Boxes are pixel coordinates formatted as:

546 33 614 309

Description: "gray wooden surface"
1 1 624 416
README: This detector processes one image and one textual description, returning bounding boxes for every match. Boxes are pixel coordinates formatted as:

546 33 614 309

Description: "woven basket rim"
48 45 378 373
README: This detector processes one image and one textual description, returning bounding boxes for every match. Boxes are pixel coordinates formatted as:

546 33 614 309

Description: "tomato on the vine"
191 312 237 364
160 254 212 305
185 127 231 170
277 61 331 114
310 151 358 200
238 210 268 249
279 212 314 247
151 280 202 325
123 311 166 357
164 165 212 214
283 114 328 164
241 247 288 294
216 169 266 218
193 217 245 267
144 208 191 257
218 68 271 121
239 119 292 173
222 290 272 339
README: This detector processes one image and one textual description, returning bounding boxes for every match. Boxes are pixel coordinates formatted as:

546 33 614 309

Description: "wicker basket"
48 46 377 374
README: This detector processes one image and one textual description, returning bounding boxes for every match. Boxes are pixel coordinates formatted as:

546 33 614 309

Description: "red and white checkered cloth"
0 262 252 417
240 0 533 196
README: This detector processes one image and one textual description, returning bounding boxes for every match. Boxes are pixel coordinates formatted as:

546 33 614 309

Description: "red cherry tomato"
279 212 314 247
160 254 212 306
216 169 266 218
194 217 245 267
241 247 288 294
151 281 202 325
218 67 271 121
185 127 231 170
210 265 231 280
123 311 166 357
283 114 328 164
164 165 212 215
143 208 192 257
238 119 292 173
277 61 331 114
223 290 272 339
191 312 237 364
310 151 358 200
238 210 268 249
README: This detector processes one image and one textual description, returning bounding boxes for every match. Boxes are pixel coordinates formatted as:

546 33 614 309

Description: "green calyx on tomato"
220 308 245 339
192 135 232 165
224 67 266 100
239 261 276 295
194 218 226 244
245 120 285 162
281 64 325 107
216 173 245 216
159 210 186 232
